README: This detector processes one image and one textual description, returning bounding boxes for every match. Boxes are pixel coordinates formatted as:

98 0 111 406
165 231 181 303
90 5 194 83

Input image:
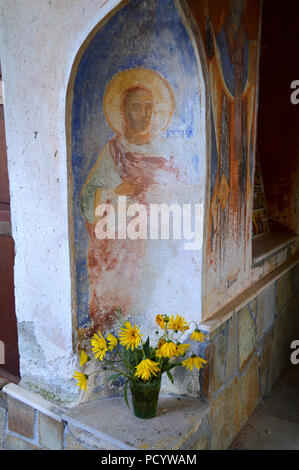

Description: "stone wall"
200 264 299 449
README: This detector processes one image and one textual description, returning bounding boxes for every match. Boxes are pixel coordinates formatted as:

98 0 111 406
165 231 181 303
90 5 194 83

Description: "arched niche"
66 0 208 374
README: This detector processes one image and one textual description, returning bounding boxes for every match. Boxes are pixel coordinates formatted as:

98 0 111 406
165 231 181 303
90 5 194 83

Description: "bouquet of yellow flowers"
74 309 207 418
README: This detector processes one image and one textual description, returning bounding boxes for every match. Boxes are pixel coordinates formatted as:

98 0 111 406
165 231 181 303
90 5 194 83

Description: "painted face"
123 88 153 134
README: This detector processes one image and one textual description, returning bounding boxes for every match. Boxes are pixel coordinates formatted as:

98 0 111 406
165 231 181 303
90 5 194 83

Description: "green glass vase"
129 376 162 419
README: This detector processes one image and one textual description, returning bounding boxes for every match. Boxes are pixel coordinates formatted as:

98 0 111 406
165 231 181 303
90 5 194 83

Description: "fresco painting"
186 0 261 316
70 0 206 339
80 68 180 332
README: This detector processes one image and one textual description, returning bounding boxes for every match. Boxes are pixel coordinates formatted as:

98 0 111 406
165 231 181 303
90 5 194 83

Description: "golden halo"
103 68 175 139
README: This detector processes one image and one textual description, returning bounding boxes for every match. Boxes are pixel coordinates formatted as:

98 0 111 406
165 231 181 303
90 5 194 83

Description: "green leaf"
133 348 143 366
166 370 174 384
165 362 182 372
105 373 121 384
158 357 170 373
143 337 150 356
123 348 135 366
124 380 130 409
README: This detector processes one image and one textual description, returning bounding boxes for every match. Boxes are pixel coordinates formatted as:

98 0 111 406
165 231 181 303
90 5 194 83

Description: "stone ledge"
200 253 299 333
252 232 298 265
62 395 210 450
2 383 63 422
2 382 210 450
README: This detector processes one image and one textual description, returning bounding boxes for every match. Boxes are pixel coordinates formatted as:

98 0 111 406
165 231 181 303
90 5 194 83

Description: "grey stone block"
38 412 64 450
257 284 275 341
4 435 41 450
7 396 35 439
225 313 238 380
0 407 6 448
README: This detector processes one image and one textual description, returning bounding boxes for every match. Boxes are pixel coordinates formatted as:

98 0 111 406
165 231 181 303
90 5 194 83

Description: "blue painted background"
71 0 201 328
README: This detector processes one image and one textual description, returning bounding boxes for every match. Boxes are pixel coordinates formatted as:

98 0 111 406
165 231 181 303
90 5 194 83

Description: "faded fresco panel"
186 0 261 317
70 0 206 340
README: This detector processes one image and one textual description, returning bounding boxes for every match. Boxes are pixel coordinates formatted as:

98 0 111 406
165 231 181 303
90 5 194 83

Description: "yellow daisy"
107 333 118 351
119 321 143 351
91 331 108 361
190 329 206 343
155 348 164 359
156 315 166 329
168 314 190 333
182 356 207 371
135 359 160 382
155 341 178 359
73 371 88 392
79 350 88 367
175 343 191 357
154 339 166 358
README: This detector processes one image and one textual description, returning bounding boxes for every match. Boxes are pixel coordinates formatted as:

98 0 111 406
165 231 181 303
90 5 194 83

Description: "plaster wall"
0 0 123 402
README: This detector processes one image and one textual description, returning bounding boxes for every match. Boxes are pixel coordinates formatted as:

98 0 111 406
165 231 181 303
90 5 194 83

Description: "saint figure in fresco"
187 0 260 277
80 68 178 333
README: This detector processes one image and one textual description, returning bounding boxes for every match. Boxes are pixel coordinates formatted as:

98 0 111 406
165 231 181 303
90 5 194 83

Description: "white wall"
0 0 122 403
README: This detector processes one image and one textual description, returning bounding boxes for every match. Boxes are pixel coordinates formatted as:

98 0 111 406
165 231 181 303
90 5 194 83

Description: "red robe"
85 137 179 334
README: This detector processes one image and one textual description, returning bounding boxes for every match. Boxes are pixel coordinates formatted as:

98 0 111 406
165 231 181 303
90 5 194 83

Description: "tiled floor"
230 366 299 450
